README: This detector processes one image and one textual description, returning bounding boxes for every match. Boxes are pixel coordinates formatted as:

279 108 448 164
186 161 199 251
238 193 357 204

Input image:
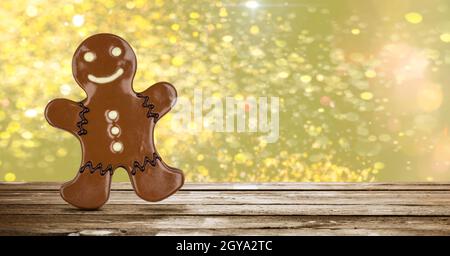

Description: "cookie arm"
45 98 85 135
138 82 177 119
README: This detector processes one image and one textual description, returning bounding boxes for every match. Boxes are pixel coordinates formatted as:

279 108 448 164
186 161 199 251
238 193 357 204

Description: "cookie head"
72 33 137 90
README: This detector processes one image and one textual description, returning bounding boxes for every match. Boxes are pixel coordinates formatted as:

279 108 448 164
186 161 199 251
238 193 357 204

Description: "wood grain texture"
0 182 449 236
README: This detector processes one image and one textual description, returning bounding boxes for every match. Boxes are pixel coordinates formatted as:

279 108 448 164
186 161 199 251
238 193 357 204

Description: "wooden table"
1 182 449 235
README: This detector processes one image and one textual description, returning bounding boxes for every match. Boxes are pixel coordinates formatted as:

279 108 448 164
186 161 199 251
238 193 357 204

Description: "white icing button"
112 141 123 152
107 110 118 120
110 126 120 135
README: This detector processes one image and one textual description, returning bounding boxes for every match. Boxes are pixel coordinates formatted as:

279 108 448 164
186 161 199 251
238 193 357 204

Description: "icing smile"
88 68 124 84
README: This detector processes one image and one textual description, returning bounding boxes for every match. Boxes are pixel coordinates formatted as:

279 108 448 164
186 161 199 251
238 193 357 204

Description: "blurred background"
1 0 450 182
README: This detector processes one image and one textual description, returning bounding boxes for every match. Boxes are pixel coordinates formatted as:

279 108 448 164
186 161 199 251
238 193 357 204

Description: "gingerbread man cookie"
45 33 184 209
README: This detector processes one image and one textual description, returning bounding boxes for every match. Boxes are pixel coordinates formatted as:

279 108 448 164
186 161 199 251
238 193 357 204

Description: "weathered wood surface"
1 182 450 236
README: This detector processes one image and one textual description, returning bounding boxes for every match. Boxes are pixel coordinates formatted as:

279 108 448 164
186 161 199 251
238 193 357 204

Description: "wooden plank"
2 182 450 191
1 190 449 205
1 215 449 236
1 204 450 216
2 228 448 236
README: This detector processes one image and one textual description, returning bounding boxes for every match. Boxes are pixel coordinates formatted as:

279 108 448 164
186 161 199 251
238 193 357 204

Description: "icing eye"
83 52 95 62
111 47 122 57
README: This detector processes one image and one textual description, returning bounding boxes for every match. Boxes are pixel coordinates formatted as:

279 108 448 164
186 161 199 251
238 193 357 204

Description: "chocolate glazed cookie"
45 33 184 209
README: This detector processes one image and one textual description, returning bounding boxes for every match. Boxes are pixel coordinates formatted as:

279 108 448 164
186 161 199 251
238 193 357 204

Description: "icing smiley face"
72 33 137 90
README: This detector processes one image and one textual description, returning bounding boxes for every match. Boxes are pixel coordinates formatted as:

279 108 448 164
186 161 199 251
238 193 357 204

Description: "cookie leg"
60 170 112 210
129 160 184 202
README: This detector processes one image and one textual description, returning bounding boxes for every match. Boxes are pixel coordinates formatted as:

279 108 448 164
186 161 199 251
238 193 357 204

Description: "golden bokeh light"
440 33 450 43
404 12 423 24
4 172 16 182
